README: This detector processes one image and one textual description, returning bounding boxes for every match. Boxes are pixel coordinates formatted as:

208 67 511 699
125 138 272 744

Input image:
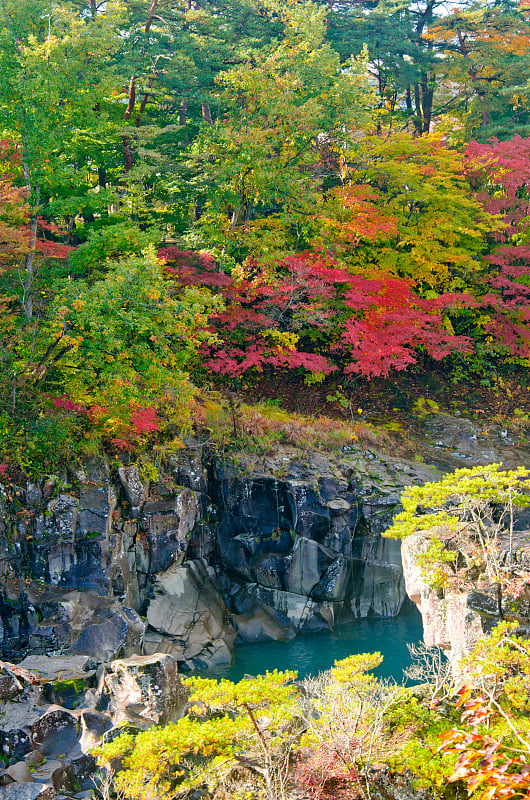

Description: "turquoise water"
203 602 423 682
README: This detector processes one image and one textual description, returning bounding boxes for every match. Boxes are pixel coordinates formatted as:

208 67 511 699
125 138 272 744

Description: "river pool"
200 601 423 682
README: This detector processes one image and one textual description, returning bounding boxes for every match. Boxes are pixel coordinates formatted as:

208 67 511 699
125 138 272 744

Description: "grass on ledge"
191 396 394 455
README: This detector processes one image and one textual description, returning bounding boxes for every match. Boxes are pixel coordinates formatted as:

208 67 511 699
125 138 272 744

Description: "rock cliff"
0 410 526 673
0 439 436 671
401 526 530 676
400 534 497 675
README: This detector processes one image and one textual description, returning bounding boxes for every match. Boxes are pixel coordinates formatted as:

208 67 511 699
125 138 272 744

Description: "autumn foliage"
0 0 529 475
465 136 530 359
440 689 530 800
159 247 473 379
155 132 530 382
438 624 530 800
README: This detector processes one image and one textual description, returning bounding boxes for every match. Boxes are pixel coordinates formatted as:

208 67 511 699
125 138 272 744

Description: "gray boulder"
0 785 54 800
30 759 70 792
311 555 352 602
0 689 45 760
26 589 145 662
146 559 235 668
6 762 33 782
30 706 79 758
103 653 189 726
233 604 296 642
244 583 338 633
18 655 91 682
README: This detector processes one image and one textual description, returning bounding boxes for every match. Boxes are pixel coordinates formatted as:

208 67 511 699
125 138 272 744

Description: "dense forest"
0 0 529 475
2 3 530 800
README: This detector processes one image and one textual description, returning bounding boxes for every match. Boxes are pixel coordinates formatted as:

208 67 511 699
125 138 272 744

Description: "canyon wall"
0 441 433 671
0 411 526 672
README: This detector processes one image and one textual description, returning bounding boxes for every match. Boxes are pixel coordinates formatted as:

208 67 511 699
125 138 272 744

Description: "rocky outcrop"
0 652 188 799
418 412 530 472
0 786 56 800
5 412 524 670
0 438 440 669
0 413 526 797
210 448 424 641
144 559 236 668
0 458 215 668
25 588 145 663
401 533 498 675
102 653 189 726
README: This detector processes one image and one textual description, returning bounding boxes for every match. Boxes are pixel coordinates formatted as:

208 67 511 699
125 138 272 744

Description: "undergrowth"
190 394 394 454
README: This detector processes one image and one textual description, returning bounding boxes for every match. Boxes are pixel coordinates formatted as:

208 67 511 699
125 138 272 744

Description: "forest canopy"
0 0 530 473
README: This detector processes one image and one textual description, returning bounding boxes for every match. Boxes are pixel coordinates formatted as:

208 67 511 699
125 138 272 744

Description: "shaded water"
202 601 423 682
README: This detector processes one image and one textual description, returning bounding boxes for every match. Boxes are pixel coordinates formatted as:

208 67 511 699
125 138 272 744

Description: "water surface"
202 601 423 682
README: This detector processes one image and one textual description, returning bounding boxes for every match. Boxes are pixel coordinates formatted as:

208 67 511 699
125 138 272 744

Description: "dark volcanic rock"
31 706 79 758
0 424 479 663
22 589 146 662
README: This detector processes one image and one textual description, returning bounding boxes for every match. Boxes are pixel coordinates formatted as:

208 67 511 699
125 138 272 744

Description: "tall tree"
185 1 372 261
0 0 122 318
427 0 530 139
325 0 445 132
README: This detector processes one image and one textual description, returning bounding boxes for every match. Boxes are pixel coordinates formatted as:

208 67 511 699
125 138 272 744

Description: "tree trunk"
22 213 37 322
457 30 490 127
414 0 435 133
121 0 160 171
413 83 423 134
420 74 434 133
22 162 39 322
405 85 413 113
179 98 188 125
122 135 135 172
202 103 213 124
145 0 159 34
122 74 136 172
326 0 333 29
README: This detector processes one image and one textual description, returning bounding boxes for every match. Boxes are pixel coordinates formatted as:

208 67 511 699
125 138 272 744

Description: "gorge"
0 410 527 674
0 410 528 799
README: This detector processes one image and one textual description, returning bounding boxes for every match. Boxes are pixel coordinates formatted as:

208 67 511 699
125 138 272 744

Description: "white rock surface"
401 533 490 676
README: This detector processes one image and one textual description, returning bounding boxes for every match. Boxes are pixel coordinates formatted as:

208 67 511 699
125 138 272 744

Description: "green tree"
440 622 530 800
40 246 221 443
0 0 123 319
325 0 445 133
315 132 493 290
95 670 299 800
428 0 530 140
385 463 530 601
187 1 372 262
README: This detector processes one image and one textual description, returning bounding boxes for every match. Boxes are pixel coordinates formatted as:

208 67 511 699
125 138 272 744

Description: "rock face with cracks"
145 559 236 669
401 533 506 676
0 414 525 670
0 441 431 669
